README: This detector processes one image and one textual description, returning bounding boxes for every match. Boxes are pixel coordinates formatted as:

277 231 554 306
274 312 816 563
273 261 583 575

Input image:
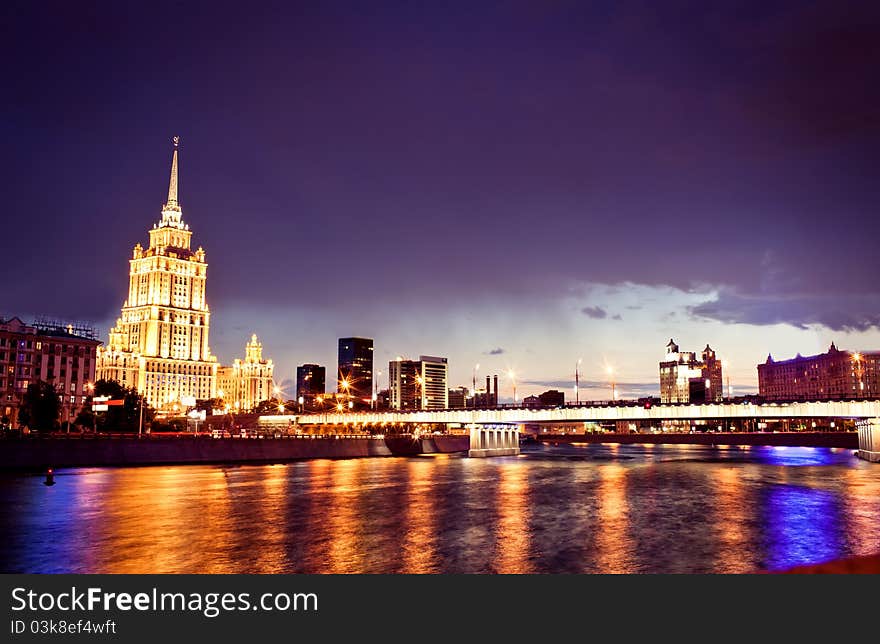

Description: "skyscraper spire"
164 135 181 211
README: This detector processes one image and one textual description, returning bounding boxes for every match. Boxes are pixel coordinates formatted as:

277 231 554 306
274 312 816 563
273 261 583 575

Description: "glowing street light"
298 396 304 413
277 403 285 414
853 353 865 394
415 374 424 410
472 363 480 409
507 369 517 405
373 370 382 410
606 365 615 401
721 360 731 398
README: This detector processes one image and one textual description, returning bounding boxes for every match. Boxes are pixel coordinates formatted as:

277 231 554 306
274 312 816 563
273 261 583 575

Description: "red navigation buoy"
44 468 55 486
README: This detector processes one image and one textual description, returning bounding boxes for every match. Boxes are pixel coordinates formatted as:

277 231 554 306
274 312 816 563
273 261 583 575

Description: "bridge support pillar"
857 418 880 463
468 425 520 458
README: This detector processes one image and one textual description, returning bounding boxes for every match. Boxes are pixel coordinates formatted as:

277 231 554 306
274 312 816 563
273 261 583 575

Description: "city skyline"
4 1 880 400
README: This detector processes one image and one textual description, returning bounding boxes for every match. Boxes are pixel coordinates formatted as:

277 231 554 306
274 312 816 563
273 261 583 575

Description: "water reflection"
711 467 754 573
2 444 879 574
401 458 439 573
762 485 841 570
325 459 365 573
594 464 631 574
494 460 531 573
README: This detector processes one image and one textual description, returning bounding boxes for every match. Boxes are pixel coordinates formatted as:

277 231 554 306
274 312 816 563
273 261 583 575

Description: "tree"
74 406 95 431
93 379 155 433
19 381 61 432
254 399 287 414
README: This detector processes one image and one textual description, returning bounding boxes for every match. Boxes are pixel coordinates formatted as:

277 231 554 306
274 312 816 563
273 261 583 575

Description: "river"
2 443 879 573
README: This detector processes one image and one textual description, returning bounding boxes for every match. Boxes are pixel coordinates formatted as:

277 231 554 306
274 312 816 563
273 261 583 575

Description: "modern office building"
659 339 723 403
0 316 101 427
96 137 217 410
296 363 326 400
337 337 373 401
448 386 469 408
389 355 448 409
217 334 275 411
758 343 880 400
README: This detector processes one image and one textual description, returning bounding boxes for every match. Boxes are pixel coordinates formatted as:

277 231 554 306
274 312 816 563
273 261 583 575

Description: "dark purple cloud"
1 0 879 340
581 306 608 319
690 289 880 332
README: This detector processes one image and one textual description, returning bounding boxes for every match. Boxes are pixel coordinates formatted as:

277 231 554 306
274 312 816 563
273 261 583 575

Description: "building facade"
659 339 723 404
389 355 449 410
338 337 373 401
218 334 275 411
1 316 101 427
296 363 326 400
448 386 469 408
96 137 218 410
758 343 880 401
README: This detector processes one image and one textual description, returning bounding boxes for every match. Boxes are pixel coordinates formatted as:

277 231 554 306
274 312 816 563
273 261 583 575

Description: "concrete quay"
0 434 470 471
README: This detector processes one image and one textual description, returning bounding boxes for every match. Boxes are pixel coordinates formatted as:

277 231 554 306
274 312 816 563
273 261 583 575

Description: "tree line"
9 379 162 433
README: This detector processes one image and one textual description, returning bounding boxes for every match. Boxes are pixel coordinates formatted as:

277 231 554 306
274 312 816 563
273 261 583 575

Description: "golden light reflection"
594 464 632 573
711 466 752 573
74 467 236 573
325 459 365 573
400 458 439 573
494 462 531 573
844 468 880 556
249 464 290 573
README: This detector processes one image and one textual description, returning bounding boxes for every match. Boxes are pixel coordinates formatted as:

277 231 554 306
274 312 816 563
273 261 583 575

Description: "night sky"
3 1 879 398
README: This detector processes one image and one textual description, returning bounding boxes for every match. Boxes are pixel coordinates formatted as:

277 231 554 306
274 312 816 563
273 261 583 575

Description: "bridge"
282 399 880 459
294 399 880 426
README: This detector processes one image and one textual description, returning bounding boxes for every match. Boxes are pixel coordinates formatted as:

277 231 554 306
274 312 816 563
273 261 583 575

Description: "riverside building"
217 334 275 411
337 337 373 401
659 339 723 404
758 343 880 401
96 137 217 410
389 355 449 410
0 316 101 427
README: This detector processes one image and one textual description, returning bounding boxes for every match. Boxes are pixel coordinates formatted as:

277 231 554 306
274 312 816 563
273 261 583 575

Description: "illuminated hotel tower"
97 137 217 409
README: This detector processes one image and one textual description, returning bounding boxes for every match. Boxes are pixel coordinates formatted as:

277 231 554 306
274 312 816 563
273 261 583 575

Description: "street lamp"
298 396 304 413
575 358 582 405
373 370 382 410
85 382 96 433
606 365 615 401
507 369 517 406
472 363 480 409
853 353 864 396
722 360 731 399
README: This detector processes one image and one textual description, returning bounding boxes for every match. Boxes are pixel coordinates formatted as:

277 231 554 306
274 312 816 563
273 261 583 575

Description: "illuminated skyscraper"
96 137 217 409
337 337 373 400
296 363 326 399
218 334 275 411
389 355 448 410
